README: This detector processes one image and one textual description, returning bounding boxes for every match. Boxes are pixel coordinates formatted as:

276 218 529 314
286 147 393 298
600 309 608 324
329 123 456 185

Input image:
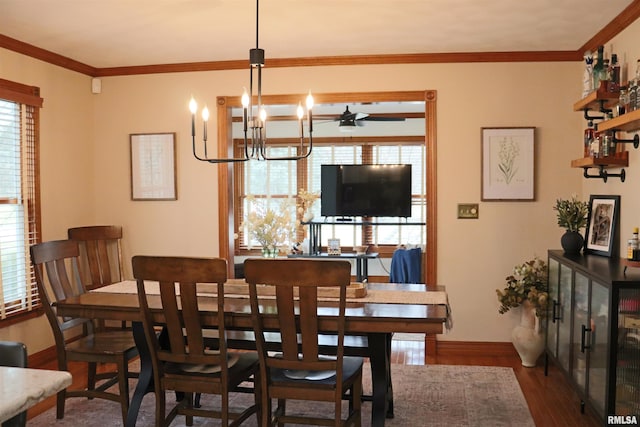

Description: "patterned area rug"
29 364 534 427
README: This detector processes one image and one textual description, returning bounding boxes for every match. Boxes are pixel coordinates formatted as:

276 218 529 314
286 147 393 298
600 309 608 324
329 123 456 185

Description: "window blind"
0 88 41 321
236 138 425 251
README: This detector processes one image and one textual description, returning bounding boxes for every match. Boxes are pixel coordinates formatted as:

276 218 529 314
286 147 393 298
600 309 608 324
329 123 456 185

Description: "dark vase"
561 231 584 255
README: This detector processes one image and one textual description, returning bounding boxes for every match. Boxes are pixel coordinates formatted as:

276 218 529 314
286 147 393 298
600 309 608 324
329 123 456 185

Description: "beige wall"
11 19 640 351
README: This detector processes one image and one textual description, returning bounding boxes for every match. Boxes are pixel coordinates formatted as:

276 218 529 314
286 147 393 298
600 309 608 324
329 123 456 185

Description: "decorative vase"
511 301 545 367
561 231 584 255
261 246 278 258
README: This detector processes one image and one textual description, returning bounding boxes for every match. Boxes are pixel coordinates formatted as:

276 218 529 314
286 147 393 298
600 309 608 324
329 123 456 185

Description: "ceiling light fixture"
189 0 314 163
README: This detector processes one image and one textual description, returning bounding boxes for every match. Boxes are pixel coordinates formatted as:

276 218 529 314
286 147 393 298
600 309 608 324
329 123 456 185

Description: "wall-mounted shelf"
597 108 640 132
573 88 633 182
570 152 628 182
573 90 620 112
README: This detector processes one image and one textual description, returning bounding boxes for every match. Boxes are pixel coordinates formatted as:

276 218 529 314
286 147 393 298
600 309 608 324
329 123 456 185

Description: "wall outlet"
457 203 479 219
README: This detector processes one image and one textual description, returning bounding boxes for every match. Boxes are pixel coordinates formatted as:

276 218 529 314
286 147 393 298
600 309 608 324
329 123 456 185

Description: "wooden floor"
27 339 601 426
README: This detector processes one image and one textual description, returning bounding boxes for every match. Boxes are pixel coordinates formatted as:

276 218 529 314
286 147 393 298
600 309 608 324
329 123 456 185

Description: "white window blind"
0 81 41 321
238 140 425 250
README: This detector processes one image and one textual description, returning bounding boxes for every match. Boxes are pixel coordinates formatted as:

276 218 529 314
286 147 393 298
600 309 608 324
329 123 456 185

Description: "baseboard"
436 340 517 357
28 345 58 368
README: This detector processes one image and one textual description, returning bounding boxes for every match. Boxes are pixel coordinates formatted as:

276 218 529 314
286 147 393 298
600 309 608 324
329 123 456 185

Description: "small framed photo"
585 195 620 257
130 133 177 201
327 238 341 255
481 127 535 201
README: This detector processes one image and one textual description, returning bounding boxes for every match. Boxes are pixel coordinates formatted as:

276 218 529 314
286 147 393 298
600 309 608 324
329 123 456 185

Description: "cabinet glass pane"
546 258 559 357
557 263 573 371
617 287 640 417
587 280 609 416
572 271 589 390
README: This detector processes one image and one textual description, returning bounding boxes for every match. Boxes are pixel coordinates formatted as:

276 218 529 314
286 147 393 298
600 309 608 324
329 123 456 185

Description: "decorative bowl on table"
353 245 368 255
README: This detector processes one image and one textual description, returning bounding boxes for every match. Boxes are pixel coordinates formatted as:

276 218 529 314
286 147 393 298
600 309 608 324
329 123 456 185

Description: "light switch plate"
458 203 479 219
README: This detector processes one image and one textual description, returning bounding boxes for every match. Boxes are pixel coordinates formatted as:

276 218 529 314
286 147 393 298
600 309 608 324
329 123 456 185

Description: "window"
234 99 426 255
0 79 42 323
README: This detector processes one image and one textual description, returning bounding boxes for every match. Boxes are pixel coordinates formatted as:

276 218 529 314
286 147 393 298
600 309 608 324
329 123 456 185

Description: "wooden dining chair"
67 225 124 291
132 255 260 427
29 240 138 425
245 258 363 427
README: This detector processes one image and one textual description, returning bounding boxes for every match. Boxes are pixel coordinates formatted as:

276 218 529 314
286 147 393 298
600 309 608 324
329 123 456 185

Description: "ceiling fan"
315 105 406 132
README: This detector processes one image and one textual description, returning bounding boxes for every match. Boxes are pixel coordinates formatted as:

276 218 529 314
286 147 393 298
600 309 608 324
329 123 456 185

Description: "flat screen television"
320 164 412 218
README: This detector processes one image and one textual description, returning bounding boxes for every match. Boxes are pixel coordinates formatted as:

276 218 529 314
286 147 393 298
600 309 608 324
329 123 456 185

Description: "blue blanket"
389 247 422 284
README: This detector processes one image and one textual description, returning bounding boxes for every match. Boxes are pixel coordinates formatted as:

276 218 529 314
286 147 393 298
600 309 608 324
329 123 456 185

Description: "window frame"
0 78 43 325
216 91 437 285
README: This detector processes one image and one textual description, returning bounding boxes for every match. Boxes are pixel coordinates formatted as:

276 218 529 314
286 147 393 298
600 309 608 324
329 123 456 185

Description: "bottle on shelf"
629 59 640 112
609 53 621 92
590 130 601 158
618 87 627 116
592 46 605 91
582 51 594 98
584 121 595 157
601 131 615 157
627 227 639 261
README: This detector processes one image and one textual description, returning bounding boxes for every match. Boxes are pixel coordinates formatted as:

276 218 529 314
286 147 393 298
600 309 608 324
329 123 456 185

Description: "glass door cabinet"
546 250 639 423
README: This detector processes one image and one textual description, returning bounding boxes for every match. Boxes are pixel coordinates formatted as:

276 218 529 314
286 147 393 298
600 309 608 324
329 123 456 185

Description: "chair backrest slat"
30 240 93 343
68 225 123 290
245 258 350 373
132 256 228 369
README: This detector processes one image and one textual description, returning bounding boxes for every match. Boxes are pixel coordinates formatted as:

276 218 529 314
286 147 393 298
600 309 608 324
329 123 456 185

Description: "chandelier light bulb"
259 108 267 122
241 89 250 108
306 91 314 110
189 97 198 114
297 102 304 120
202 106 210 122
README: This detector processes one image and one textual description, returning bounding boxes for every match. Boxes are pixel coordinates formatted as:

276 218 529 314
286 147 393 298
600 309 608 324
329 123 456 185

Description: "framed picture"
481 127 535 201
585 194 620 257
130 133 177 201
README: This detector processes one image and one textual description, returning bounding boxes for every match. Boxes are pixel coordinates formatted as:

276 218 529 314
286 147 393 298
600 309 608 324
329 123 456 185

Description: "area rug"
29 364 534 427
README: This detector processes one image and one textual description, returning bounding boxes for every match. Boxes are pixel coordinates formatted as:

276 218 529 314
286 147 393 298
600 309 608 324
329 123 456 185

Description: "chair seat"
65 330 137 358
270 356 363 387
165 352 259 379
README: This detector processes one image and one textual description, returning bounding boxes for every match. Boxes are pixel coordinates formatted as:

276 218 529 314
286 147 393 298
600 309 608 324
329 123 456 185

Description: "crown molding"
2 2 639 77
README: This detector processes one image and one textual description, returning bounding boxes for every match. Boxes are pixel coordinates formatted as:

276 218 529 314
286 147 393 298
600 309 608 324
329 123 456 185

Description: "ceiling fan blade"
360 116 406 122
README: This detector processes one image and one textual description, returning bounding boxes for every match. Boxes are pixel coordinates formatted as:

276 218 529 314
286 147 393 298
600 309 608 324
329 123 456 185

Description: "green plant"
496 257 548 318
553 195 589 232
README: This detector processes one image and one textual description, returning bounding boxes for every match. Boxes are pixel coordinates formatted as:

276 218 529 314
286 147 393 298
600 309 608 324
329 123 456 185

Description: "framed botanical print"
130 133 177 201
481 127 535 201
585 194 620 257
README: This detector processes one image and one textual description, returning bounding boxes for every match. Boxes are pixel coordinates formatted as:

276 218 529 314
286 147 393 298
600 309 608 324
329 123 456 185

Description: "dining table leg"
125 321 154 427
367 332 394 427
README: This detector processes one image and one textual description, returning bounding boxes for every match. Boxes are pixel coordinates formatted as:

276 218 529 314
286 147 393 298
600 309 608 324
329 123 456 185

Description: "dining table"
54 281 450 427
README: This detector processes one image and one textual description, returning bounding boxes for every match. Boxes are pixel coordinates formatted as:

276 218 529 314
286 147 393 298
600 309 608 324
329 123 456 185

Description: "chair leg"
87 361 97 395
56 390 66 419
116 357 130 425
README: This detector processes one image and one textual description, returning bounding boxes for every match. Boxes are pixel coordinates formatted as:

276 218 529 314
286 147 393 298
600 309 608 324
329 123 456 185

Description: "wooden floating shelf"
597 108 640 132
573 89 620 112
570 151 629 168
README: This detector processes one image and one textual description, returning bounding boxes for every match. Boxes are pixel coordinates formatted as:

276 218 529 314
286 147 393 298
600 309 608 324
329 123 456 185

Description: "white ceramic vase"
511 301 545 367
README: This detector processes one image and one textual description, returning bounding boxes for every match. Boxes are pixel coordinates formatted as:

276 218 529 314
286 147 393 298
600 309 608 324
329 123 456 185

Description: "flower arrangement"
496 257 549 318
238 196 297 254
553 195 589 232
296 189 320 237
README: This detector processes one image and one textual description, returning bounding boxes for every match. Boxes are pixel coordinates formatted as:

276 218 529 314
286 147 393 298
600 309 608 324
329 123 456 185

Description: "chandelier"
189 0 314 163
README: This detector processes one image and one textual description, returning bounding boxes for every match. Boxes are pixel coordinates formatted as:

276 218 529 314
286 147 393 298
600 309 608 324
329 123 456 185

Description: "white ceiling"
0 0 634 69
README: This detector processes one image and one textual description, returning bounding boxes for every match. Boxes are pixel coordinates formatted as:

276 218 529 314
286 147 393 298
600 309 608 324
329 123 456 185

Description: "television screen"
320 164 412 218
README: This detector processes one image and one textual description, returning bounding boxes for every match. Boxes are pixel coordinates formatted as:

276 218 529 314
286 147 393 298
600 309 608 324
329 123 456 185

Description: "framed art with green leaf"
481 127 535 201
